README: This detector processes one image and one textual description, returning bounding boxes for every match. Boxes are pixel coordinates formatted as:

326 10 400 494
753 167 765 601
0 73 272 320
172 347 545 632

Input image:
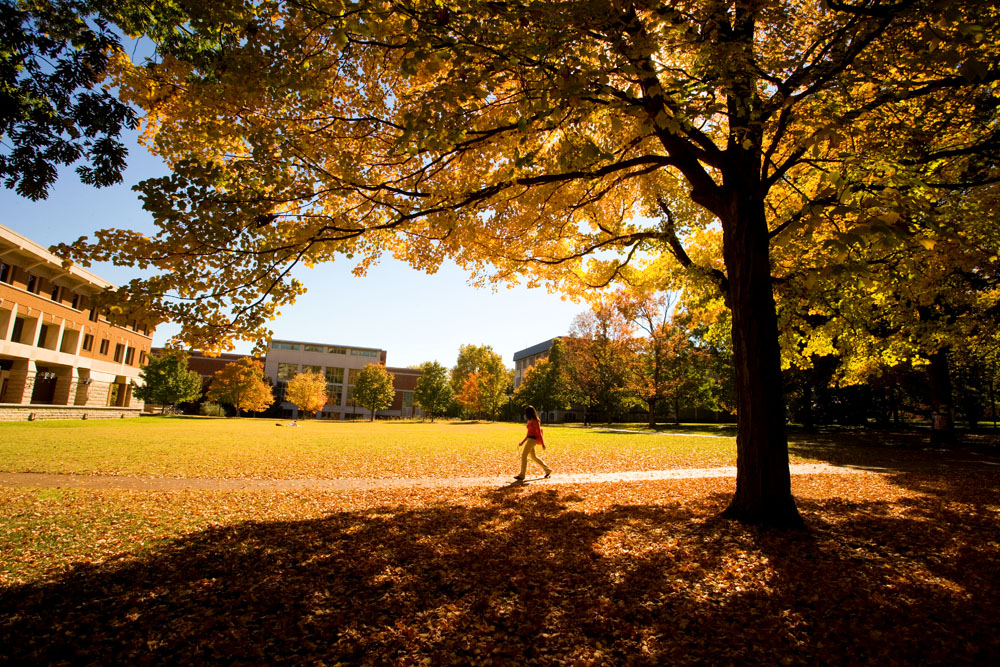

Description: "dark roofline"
512 338 558 362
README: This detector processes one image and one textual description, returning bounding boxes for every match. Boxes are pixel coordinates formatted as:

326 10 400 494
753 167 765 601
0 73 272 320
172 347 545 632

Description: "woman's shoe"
513 476 524 481
544 471 552 478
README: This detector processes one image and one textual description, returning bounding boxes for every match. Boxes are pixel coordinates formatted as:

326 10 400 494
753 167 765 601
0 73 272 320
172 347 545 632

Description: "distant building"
263 339 421 419
512 337 559 389
0 224 154 420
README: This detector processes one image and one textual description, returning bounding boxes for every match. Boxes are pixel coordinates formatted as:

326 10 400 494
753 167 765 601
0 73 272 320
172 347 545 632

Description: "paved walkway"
0 463 858 491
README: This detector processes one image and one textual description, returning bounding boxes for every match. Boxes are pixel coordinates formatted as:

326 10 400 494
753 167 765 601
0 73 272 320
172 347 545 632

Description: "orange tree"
61 1 999 527
285 372 329 417
206 358 273 417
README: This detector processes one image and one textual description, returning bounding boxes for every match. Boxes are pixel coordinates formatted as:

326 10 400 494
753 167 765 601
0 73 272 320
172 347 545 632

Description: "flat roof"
513 338 557 362
270 339 385 353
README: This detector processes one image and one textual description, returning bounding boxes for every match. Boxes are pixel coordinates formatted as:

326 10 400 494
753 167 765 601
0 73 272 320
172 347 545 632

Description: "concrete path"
0 463 858 492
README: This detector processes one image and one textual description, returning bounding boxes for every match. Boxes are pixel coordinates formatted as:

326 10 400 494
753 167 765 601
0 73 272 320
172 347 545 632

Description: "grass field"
0 417 744 478
2 417 998 664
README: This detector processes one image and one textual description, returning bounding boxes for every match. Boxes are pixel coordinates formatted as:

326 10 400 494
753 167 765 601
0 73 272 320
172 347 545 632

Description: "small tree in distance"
133 350 202 414
413 361 453 422
285 372 329 418
456 372 482 419
207 358 273 417
354 364 395 421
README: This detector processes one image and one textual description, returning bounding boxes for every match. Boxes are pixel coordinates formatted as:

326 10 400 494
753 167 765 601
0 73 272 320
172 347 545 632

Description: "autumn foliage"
206 358 273 417
284 371 329 417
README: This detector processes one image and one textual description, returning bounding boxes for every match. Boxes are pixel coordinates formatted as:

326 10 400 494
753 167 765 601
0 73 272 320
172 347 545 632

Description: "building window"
89 307 100 322
0 262 11 283
348 368 361 384
350 348 378 357
401 391 414 409
114 343 125 363
26 274 39 293
82 334 94 351
277 362 298 381
303 344 323 352
99 339 109 355
71 293 81 309
325 367 344 384
139 350 147 364
50 285 61 301
37 324 49 347
11 318 24 343
125 347 136 365
302 364 322 375
272 342 299 350
327 346 347 355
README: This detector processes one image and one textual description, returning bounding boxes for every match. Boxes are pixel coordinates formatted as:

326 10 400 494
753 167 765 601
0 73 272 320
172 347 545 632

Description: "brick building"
0 224 154 420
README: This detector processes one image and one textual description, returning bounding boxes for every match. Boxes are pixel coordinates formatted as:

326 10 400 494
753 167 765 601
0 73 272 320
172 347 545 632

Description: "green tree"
132 350 202 413
413 361 453 422
285 372 329 417
206 358 273 417
513 339 573 419
62 1 1000 527
353 363 395 421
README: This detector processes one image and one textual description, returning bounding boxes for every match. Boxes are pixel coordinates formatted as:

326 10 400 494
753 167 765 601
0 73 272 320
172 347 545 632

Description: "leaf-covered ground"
2 471 998 665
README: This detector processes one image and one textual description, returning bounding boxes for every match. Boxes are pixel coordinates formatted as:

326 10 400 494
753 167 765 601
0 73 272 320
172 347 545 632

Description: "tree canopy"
285 371 329 417
413 361 454 421
206 357 273 417
353 363 395 420
58 0 1000 526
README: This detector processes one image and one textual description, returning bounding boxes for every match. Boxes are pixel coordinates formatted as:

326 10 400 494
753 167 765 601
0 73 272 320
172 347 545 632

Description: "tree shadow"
2 486 997 664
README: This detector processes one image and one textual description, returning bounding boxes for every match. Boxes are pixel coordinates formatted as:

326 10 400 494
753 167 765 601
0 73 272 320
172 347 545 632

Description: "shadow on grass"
789 427 1000 474
2 484 997 665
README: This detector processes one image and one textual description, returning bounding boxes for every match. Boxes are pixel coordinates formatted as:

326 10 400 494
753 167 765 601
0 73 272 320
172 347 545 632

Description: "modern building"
263 339 422 419
0 224 154 420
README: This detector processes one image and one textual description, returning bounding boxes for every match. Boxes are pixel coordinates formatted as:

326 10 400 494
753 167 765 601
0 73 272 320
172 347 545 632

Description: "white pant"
519 437 551 477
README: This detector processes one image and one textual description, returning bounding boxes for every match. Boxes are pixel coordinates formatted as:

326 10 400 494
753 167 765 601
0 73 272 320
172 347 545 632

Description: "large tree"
132 349 202 412
62 0 1000 527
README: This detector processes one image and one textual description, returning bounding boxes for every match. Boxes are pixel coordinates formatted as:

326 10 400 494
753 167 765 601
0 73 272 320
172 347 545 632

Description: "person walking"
514 405 552 481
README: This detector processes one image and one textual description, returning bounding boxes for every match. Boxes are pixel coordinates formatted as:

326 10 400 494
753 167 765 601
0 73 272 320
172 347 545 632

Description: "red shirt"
526 419 544 446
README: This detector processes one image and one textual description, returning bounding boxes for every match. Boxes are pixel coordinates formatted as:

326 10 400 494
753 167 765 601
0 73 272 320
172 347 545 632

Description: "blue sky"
1 132 586 368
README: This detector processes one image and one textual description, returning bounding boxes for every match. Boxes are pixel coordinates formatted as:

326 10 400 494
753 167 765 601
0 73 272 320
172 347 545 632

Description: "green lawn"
0 417 742 479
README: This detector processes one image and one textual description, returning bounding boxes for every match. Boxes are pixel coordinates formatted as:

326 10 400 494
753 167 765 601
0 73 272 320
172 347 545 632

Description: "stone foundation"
0 404 142 421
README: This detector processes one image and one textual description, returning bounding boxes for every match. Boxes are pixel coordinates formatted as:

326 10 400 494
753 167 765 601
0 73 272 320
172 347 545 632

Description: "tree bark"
718 188 803 529
928 349 956 445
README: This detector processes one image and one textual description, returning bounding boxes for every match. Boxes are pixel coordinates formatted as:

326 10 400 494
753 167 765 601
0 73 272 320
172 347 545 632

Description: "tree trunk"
673 396 680 427
928 349 956 445
718 189 803 529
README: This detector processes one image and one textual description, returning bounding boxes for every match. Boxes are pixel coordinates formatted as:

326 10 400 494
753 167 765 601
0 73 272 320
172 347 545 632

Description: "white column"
3 302 15 341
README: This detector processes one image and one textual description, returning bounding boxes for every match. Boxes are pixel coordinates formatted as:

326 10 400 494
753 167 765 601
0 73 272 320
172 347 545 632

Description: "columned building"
0 224 153 420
